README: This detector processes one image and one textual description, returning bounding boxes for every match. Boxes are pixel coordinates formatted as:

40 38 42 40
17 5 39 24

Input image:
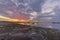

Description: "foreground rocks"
0 21 60 40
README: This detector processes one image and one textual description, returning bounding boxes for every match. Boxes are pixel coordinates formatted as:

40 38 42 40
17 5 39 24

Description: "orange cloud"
0 15 29 22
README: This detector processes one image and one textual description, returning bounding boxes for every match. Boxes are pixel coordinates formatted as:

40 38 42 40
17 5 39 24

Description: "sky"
0 0 60 29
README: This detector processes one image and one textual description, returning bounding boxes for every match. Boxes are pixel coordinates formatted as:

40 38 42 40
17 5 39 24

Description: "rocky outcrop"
0 21 60 40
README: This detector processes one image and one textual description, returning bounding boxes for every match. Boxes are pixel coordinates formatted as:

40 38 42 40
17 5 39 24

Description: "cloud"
29 0 45 12
40 0 60 29
0 0 60 29
29 11 37 20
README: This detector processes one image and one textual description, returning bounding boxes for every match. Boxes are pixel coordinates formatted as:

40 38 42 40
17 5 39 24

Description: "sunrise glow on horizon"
0 15 29 23
0 0 60 29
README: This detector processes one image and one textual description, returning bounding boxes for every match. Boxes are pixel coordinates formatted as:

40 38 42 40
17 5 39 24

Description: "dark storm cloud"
0 0 45 20
18 0 24 3
16 0 45 12
30 0 45 12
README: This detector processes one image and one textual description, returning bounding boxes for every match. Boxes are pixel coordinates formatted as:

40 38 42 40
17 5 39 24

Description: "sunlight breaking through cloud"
29 11 37 20
0 0 60 29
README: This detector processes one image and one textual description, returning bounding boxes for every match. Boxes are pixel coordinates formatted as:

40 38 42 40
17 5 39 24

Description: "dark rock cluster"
0 21 60 40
